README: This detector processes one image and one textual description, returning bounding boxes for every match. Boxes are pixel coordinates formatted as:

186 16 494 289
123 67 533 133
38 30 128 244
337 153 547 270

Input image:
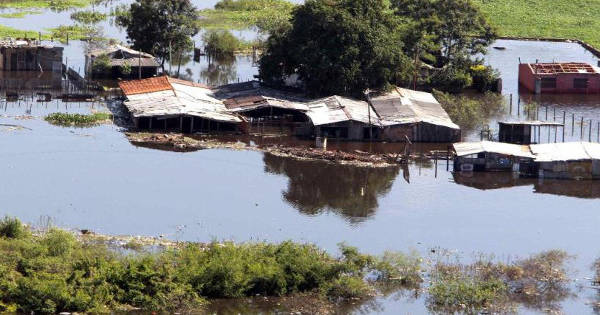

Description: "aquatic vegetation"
44 112 112 127
198 0 295 32
0 10 41 18
0 218 423 313
70 10 107 24
474 0 600 49
434 90 506 131
427 250 572 313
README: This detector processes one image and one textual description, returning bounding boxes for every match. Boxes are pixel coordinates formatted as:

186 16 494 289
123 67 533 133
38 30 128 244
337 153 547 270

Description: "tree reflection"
199 55 238 86
263 153 400 223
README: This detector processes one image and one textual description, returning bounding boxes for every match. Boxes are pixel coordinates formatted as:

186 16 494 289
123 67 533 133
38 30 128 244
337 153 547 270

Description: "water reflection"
263 153 400 223
453 172 600 199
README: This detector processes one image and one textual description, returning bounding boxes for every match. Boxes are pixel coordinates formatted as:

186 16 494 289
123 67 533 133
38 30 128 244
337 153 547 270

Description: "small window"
541 78 557 89
574 78 589 89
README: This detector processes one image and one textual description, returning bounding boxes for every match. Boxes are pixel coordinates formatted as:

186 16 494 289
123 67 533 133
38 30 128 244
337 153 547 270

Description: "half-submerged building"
453 141 535 172
519 62 600 94
119 76 244 133
0 39 63 72
529 142 600 179
87 44 159 79
369 87 461 142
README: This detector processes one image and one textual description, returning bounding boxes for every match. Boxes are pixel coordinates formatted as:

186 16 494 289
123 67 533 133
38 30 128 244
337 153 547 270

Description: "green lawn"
475 0 600 48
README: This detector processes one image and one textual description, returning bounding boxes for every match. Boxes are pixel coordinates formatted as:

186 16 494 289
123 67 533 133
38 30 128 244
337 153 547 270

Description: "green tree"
259 0 412 97
393 0 497 66
116 0 199 68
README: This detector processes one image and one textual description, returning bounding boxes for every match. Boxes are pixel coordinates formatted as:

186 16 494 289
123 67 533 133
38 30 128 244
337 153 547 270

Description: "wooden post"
190 117 194 133
554 126 557 143
553 107 556 121
509 94 512 114
589 120 593 142
581 117 584 140
562 112 566 142
545 106 548 120
572 113 575 136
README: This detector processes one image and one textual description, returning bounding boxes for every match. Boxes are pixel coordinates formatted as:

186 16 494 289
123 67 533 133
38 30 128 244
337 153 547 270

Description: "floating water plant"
44 112 112 127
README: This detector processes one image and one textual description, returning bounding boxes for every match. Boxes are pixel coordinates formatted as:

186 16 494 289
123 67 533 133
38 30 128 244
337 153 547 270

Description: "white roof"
453 141 535 158
305 96 380 126
530 142 600 162
371 87 459 130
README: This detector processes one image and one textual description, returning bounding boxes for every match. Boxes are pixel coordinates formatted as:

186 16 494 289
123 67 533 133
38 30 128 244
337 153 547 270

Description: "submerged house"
119 76 244 133
369 87 461 142
453 141 535 172
305 96 381 140
86 44 159 79
519 62 600 94
0 39 63 72
529 142 600 179
498 120 564 145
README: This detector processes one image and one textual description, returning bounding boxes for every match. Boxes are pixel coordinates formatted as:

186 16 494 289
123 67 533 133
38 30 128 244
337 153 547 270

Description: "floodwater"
2 1 600 314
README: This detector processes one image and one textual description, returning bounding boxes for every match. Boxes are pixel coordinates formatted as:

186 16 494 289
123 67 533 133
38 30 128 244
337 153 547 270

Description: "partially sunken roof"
370 87 459 130
530 142 600 162
305 96 380 126
119 77 242 124
453 141 535 158
224 95 309 112
89 44 159 68
529 63 598 74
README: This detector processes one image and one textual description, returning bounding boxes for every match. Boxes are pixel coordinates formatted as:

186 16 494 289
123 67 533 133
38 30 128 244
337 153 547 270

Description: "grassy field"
475 0 600 48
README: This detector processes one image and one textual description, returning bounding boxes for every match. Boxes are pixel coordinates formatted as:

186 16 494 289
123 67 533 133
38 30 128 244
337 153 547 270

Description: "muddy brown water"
2 1 600 313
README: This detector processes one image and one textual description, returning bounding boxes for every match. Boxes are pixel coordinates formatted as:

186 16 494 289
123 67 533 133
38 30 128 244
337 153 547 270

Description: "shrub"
203 30 240 59
471 64 501 92
92 54 112 74
70 10 107 24
0 217 26 239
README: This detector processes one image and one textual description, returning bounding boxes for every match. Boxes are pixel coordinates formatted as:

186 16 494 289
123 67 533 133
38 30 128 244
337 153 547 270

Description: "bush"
92 54 112 74
471 64 501 93
0 217 26 239
429 66 473 93
202 30 240 59
70 10 107 24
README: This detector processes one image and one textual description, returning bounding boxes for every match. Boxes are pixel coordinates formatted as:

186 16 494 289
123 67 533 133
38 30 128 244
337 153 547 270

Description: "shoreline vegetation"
0 217 576 314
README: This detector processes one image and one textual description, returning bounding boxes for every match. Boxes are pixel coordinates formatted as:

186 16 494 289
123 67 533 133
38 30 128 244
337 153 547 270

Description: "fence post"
563 112 566 142
590 120 593 142
581 117 584 140
572 113 575 136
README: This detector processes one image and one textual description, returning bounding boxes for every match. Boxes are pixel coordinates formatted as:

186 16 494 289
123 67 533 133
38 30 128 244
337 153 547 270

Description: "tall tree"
116 0 200 68
393 0 497 66
259 0 412 97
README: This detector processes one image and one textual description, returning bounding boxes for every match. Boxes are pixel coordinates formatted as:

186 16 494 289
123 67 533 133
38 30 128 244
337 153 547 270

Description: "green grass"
197 0 295 31
0 0 90 9
475 0 600 48
45 112 112 127
0 217 422 314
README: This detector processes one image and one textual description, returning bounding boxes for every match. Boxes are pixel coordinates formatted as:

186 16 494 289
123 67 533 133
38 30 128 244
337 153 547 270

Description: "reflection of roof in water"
453 172 600 199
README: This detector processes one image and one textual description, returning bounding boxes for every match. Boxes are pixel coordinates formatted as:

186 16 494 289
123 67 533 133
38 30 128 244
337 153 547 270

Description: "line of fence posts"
506 93 600 143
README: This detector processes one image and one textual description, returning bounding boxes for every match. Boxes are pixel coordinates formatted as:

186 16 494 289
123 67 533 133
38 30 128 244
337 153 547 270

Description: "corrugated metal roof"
305 96 379 126
224 95 309 112
89 44 159 68
453 141 535 158
370 87 459 130
121 77 242 123
530 142 600 162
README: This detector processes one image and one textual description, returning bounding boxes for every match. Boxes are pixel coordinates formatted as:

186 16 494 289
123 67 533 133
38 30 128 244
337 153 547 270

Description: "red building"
518 62 600 94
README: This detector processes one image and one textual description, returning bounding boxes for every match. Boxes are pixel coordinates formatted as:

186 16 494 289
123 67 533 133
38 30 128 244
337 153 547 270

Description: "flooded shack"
519 62 600 94
369 87 460 142
0 39 63 72
86 44 159 79
119 76 244 133
453 141 535 172
529 142 600 179
305 96 381 140
498 121 564 144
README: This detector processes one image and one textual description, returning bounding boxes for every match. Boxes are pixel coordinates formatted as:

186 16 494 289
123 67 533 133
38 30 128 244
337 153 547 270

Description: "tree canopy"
259 0 498 96
116 0 200 67
259 0 413 97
